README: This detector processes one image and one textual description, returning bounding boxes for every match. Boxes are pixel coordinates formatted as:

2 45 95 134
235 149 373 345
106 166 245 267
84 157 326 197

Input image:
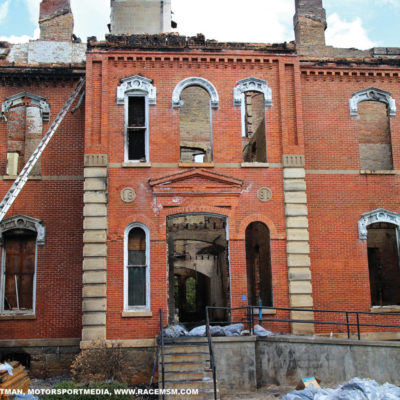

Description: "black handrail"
204 305 400 340
159 309 165 400
206 307 218 400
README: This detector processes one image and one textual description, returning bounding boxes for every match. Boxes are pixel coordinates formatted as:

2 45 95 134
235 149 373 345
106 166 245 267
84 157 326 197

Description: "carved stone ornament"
233 77 272 108
257 187 272 203
0 214 46 246
349 87 396 117
117 75 157 105
358 208 400 240
172 77 219 109
1 92 50 121
121 188 136 203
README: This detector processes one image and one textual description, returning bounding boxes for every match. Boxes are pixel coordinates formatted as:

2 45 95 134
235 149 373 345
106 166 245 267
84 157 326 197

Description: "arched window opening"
179 86 212 163
126 225 150 309
358 101 393 170
367 222 400 306
245 222 272 307
242 91 267 163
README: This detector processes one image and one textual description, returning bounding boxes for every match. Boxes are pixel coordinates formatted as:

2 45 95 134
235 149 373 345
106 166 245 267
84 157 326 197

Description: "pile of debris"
284 378 400 400
163 323 275 338
0 362 30 400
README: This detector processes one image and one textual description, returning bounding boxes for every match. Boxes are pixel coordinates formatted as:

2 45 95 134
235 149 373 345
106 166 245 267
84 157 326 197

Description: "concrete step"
164 370 212 381
164 379 214 390
163 353 209 363
164 344 208 354
163 361 208 372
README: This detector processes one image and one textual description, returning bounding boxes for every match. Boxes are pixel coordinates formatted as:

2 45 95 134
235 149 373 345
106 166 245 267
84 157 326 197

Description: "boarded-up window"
127 227 147 306
127 97 146 161
358 101 393 170
180 86 212 163
245 222 272 306
367 223 400 306
3 230 36 311
243 91 267 163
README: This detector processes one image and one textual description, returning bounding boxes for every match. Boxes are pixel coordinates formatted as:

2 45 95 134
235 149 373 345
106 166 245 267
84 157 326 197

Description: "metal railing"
205 305 400 340
205 308 218 400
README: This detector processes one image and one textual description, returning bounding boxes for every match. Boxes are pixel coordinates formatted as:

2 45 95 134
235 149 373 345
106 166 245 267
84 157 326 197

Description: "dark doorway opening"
167 214 230 327
367 222 400 306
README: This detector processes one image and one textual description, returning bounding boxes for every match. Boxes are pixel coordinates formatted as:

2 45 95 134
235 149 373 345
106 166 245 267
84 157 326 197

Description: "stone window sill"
179 163 214 168
241 162 270 168
360 170 396 175
252 309 277 315
0 313 36 320
122 311 153 318
122 162 152 168
3 176 42 180
370 306 400 313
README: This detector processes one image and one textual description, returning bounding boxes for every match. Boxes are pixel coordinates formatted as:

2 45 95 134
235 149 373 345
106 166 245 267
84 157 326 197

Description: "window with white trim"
124 223 150 310
117 75 156 163
234 78 272 163
0 215 45 314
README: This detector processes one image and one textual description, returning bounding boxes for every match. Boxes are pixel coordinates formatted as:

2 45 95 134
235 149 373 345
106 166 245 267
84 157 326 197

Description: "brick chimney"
110 0 172 35
294 0 327 50
39 0 74 41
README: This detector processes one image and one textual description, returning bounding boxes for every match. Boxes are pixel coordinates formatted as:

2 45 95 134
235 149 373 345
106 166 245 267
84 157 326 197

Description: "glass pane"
128 250 145 266
128 129 146 160
128 97 145 127
128 267 146 306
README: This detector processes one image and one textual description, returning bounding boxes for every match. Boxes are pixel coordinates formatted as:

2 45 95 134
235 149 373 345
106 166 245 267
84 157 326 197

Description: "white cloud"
0 0 11 25
172 0 295 43
71 0 110 41
326 13 375 49
24 0 40 25
0 27 39 43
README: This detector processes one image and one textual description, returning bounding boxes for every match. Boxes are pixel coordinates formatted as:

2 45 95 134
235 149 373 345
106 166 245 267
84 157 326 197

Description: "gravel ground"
221 385 293 400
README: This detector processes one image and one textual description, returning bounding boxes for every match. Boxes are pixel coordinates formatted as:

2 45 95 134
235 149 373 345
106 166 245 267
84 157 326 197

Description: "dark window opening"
367 222 400 306
127 227 146 307
243 91 267 163
127 97 146 161
3 230 36 311
180 146 206 163
245 222 272 307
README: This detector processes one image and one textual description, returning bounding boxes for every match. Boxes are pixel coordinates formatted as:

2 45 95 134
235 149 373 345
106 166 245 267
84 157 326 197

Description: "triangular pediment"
149 169 243 197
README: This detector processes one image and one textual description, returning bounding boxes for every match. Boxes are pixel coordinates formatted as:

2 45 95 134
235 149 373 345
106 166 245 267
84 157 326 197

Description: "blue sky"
0 0 399 49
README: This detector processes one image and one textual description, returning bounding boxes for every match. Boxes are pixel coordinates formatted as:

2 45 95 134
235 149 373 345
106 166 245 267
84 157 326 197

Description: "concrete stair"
159 337 219 400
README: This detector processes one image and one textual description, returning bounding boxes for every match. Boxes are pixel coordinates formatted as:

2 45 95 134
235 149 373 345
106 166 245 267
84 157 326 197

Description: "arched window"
0 215 45 314
117 75 157 163
245 222 272 307
124 223 150 310
359 209 400 306
350 88 396 170
234 78 272 163
172 77 219 163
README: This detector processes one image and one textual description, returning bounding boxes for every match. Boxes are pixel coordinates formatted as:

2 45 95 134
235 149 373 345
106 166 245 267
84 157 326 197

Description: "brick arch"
120 214 158 239
237 214 282 240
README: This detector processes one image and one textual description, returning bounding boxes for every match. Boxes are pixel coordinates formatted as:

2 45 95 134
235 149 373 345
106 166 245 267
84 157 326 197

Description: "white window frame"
124 93 150 163
124 222 151 312
0 215 45 315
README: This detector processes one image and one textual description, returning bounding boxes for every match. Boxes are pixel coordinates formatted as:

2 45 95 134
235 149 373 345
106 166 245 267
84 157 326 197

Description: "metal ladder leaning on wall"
0 77 86 223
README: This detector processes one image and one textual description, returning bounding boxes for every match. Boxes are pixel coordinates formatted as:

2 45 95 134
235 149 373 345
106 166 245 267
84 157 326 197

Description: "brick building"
0 0 399 378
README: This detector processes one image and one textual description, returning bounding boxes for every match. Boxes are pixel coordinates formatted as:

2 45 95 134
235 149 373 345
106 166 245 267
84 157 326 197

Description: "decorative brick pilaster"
82 154 108 344
283 155 314 335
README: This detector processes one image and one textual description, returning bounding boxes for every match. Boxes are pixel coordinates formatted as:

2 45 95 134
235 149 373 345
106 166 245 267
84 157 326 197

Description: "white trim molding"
233 77 272 108
0 214 46 246
117 75 157 105
349 87 396 117
358 208 400 240
1 92 50 121
172 77 219 109
123 222 151 312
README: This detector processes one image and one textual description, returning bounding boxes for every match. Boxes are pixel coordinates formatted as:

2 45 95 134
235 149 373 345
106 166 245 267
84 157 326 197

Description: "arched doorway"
167 214 230 326
245 222 272 307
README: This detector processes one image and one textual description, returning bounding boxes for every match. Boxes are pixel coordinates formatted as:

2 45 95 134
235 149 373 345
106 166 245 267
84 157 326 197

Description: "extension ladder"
0 77 86 222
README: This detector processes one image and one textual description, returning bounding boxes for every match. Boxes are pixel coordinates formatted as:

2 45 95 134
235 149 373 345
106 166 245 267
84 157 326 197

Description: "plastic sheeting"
254 324 275 337
163 324 188 338
284 378 400 400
